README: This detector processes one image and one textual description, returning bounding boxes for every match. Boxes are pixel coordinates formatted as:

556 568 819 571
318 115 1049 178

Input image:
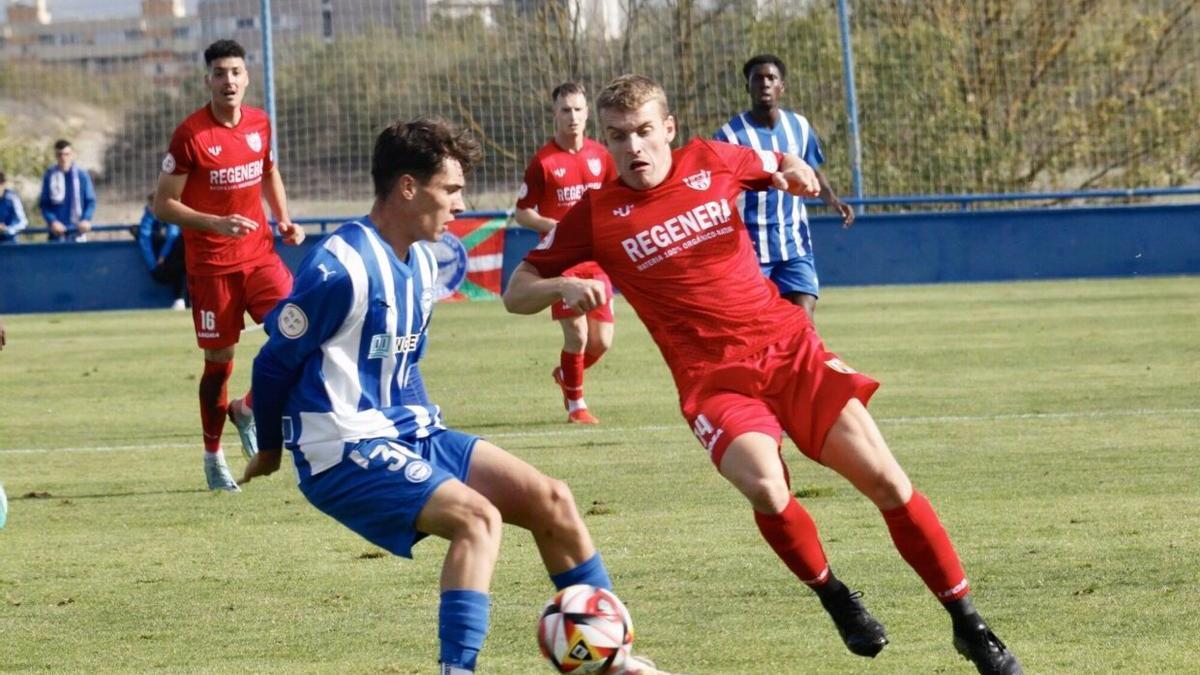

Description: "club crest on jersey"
587 158 602 176
612 204 633 217
277 303 308 339
552 167 567 178
161 152 176 173
517 182 528 200
245 131 262 153
824 357 858 374
368 332 422 359
207 145 222 157
683 170 712 191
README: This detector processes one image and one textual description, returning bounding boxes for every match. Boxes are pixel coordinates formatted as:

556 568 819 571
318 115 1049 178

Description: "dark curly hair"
371 117 483 199
742 53 787 81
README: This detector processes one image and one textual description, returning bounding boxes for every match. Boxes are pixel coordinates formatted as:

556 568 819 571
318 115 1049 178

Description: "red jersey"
164 104 276 276
517 138 616 221
524 139 811 392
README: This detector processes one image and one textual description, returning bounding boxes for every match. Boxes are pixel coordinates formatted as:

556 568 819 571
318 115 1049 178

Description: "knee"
738 476 793 514
541 477 582 523
859 471 912 510
452 496 504 549
586 332 612 356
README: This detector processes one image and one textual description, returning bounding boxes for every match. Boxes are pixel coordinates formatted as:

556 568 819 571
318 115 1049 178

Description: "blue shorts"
761 254 820 298
298 429 479 558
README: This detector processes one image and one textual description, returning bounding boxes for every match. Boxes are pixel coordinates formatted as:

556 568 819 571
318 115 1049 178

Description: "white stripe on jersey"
780 114 802 257
737 113 770 264
358 222 399 407
320 234 369 415
768 127 788 261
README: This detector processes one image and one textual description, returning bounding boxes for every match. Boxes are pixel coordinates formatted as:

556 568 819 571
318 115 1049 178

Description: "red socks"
754 498 831 586
583 351 603 369
882 491 969 601
559 351 586 403
199 360 233 453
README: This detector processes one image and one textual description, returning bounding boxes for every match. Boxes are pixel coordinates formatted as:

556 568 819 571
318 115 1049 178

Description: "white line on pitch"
1 407 1196 456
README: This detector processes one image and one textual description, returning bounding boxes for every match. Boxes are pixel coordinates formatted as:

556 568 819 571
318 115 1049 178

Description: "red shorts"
188 254 293 349
680 329 879 467
551 262 615 323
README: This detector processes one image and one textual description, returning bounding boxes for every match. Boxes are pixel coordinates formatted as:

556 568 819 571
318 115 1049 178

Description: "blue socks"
439 589 490 672
550 552 612 590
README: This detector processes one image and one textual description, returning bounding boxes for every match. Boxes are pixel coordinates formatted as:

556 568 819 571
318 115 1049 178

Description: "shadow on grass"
20 487 210 500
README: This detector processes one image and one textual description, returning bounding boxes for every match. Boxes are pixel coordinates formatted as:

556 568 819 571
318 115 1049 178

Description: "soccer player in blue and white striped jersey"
715 54 855 317
241 119 668 675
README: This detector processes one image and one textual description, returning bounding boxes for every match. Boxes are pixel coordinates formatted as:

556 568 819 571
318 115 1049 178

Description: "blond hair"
596 74 670 116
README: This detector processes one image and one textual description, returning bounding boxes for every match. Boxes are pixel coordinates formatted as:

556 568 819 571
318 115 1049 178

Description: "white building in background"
0 0 200 83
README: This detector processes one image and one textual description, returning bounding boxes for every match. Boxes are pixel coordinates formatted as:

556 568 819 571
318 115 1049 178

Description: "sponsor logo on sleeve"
517 181 528 200
824 357 858 374
277 303 308 339
161 153 176 173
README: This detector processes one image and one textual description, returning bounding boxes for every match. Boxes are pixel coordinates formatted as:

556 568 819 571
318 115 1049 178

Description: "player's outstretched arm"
503 262 606 315
772 154 822 199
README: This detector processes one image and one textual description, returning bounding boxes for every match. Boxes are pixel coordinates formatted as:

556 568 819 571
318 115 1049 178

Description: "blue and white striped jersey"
714 110 825 261
253 217 446 482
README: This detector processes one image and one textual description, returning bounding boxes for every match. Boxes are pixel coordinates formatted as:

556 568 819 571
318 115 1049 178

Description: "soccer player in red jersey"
514 82 617 425
504 75 1022 675
153 40 305 492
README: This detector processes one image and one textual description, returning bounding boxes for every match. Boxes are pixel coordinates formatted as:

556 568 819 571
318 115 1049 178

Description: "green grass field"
1 276 1197 674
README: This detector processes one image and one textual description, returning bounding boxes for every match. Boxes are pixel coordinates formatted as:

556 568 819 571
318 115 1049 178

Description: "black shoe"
953 621 1023 675
818 586 889 658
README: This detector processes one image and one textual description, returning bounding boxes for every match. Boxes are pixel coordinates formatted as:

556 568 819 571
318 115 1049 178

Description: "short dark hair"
742 54 787 81
551 82 586 103
371 117 483 200
54 139 72 152
204 39 246 66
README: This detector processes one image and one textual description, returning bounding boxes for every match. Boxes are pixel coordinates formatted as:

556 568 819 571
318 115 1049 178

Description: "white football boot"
226 397 258 460
204 450 241 492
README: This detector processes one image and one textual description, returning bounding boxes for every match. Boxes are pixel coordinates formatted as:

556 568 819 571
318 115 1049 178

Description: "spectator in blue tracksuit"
135 194 187 309
0 171 29 244
39 139 96 242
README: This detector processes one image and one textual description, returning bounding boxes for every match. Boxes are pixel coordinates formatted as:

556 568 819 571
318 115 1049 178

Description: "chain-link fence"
1 0 1197 222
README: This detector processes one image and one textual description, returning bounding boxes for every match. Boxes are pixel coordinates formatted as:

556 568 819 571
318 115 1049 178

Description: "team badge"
246 131 263 153
683 170 712 191
587 158 602 176
405 460 433 483
277 303 308 339
824 357 858 374
431 231 469 301
517 182 528 200
553 167 567 178
161 153 176 173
